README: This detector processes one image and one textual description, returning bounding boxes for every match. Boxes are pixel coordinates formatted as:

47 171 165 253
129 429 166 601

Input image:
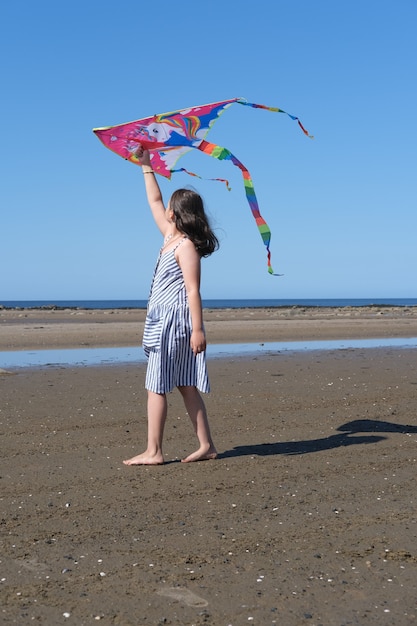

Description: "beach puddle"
1 337 417 369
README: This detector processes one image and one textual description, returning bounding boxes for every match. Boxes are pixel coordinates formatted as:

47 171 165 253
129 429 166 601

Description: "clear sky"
1 0 416 301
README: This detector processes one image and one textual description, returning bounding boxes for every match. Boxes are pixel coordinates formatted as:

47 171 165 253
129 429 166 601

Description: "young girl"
123 145 219 465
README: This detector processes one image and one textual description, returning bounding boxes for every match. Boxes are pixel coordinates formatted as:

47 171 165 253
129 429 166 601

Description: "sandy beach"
1 307 417 625
1 305 417 351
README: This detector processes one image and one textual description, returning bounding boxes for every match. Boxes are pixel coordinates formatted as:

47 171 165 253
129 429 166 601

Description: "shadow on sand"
220 419 417 459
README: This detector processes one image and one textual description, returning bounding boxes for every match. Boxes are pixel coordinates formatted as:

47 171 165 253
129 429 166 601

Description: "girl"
123 146 218 465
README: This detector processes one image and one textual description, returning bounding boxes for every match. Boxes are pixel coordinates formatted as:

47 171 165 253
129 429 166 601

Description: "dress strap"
172 236 188 252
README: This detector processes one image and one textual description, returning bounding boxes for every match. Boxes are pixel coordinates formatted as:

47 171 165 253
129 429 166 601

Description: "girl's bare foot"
181 445 218 463
123 451 164 466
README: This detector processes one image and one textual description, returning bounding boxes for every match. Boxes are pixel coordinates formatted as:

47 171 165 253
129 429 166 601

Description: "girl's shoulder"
175 236 200 262
177 236 197 251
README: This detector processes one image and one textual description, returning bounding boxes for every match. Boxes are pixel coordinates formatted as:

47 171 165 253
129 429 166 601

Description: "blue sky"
1 0 416 300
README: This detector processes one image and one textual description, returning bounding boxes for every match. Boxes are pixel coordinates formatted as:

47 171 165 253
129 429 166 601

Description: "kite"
93 98 312 274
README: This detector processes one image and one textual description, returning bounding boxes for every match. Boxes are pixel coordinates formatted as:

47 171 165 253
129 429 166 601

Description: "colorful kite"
93 98 312 274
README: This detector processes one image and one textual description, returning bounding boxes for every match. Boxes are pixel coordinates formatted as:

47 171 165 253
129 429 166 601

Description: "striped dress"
143 237 210 394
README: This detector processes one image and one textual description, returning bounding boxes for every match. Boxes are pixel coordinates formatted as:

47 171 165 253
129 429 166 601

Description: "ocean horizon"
1 298 417 310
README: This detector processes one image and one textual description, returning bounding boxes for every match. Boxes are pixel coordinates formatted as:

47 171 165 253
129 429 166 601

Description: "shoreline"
1 305 417 352
2 338 417 373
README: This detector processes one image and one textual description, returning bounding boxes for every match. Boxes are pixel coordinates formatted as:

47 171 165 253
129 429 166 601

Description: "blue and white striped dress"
143 237 210 394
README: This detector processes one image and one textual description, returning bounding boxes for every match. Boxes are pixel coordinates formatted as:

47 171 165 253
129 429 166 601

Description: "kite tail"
171 167 231 190
236 98 314 139
198 140 279 275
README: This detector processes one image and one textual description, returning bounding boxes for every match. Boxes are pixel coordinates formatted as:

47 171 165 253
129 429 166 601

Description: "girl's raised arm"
136 146 169 236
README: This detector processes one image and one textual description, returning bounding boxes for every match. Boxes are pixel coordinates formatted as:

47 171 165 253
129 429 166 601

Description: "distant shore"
1 305 416 351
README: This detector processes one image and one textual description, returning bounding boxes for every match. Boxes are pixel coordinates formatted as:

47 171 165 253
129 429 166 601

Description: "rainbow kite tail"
198 140 279 275
236 98 314 139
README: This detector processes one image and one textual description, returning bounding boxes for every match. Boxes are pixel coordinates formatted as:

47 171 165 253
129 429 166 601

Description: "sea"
1 298 417 309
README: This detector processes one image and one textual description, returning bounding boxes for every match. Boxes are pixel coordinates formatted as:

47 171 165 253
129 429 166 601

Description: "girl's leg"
123 391 167 465
177 386 217 462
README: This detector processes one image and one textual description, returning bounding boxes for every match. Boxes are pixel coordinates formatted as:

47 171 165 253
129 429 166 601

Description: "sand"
1 305 417 350
1 307 417 625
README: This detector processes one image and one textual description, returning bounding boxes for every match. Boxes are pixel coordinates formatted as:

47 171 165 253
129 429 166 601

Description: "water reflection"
1 337 417 369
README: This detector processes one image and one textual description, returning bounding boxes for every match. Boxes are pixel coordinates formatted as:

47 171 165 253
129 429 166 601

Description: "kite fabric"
93 98 312 275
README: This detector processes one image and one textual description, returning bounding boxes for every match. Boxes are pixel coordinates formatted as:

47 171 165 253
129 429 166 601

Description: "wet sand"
1 307 417 624
1 305 417 350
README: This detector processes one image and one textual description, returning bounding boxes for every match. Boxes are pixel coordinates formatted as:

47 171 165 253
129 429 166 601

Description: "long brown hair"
170 189 219 257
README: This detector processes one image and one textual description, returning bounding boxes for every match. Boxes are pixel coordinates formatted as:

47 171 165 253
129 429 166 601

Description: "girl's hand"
134 143 151 167
190 329 206 355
